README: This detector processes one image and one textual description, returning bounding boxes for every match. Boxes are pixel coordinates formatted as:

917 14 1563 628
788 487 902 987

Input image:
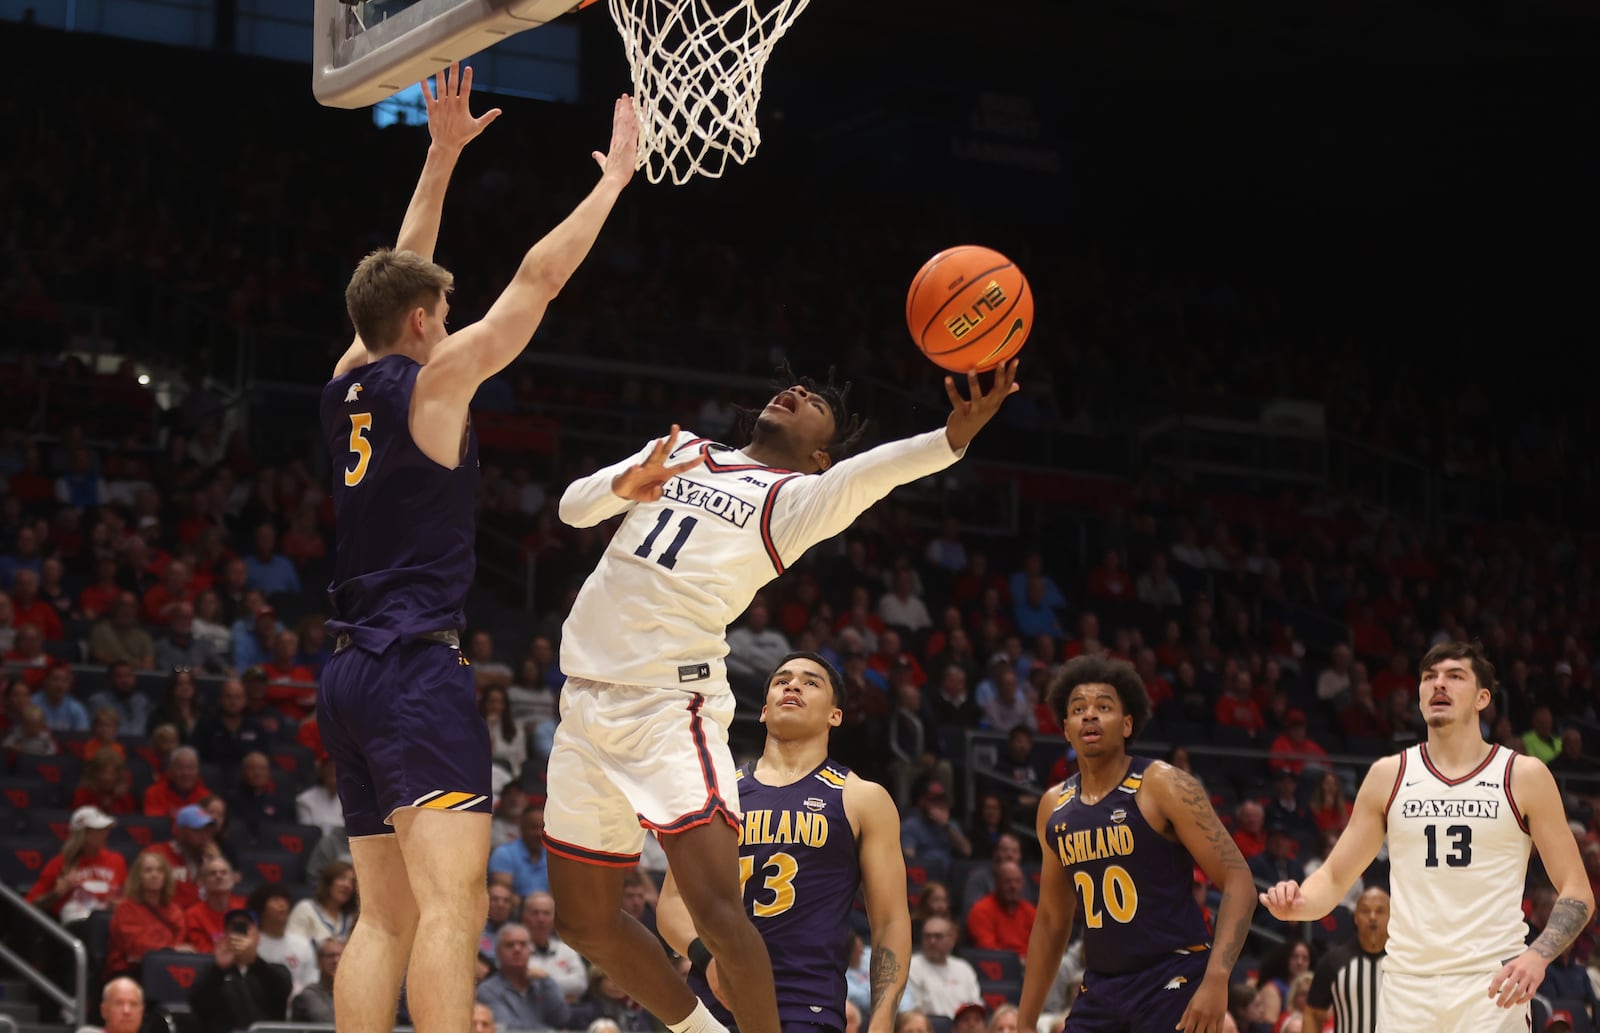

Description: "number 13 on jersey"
345 413 373 486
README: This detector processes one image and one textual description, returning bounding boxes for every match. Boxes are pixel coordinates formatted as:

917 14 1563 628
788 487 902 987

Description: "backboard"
312 0 591 109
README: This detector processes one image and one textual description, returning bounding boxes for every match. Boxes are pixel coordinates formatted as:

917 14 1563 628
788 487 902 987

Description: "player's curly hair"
735 360 868 463
1045 655 1152 742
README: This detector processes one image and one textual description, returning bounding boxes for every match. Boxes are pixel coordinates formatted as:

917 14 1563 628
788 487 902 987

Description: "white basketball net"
608 0 812 185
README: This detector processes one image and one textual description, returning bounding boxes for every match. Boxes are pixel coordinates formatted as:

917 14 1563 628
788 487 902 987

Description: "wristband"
687 937 714 976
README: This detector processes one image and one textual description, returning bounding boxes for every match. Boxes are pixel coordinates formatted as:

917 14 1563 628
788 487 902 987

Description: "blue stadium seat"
14 752 81 795
24 807 73 841
250 821 323 861
964 947 1023 987
140 949 213 1011
112 814 174 854
0 833 61 892
236 847 305 887
0 773 60 810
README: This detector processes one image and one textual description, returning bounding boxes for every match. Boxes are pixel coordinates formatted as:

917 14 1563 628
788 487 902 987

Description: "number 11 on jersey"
635 508 697 569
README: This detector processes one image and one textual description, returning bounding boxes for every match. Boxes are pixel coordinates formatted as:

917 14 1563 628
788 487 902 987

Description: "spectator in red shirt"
105 849 195 978
262 631 317 719
869 629 927 688
1338 678 1387 743
25 806 127 925
833 587 886 655
1085 547 1134 602
965 861 1037 958
72 747 138 815
1348 604 1393 663
184 856 245 952
1370 651 1414 704
1214 672 1265 735
143 746 211 817
1308 771 1352 834
1132 647 1173 710
1061 613 1107 662
142 559 198 627
10 569 63 641
152 804 222 909
4 623 57 688
1268 709 1330 777
78 554 124 620
951 551 1009 607
1232 800 1267 859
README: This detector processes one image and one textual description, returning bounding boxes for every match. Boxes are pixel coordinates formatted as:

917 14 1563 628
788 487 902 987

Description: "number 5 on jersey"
345 413 373 486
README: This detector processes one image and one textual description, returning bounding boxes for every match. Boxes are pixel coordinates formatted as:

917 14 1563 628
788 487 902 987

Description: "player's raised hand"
1488 950 1549 1009
1258 880 1310 921
611 425 703 502
1177 972 1229 1033
421 62 502 154
594 94 640 185
943 358 1020 452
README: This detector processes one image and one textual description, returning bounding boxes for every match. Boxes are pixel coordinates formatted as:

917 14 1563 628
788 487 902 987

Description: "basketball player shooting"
1018 656 1257 1033
655 651 912 1033
1260 641 1594 1032
318 66 640 1033
545 360 1019 1033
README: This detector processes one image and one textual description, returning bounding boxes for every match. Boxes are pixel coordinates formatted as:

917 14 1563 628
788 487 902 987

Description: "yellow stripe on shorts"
420 791 475 810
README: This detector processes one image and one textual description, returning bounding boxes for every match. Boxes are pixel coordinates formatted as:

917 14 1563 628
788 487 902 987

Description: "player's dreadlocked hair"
735 359 869 463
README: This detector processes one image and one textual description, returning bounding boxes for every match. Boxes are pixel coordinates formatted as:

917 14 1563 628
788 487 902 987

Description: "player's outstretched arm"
847 777 912 1033
557 425 705 528
1149 763 1254 1033
414 95 639 408
334 63 501 378
1018 791 1078 1033
1487 756 1595 1010
1260 755 1396 922
942 359 1020 451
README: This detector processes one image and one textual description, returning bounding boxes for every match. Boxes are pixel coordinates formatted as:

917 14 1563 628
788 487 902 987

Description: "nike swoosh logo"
1404 780 1423 787
977 317 1027 366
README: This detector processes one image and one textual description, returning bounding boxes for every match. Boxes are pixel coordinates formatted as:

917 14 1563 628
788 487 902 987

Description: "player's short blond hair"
345 248 454 352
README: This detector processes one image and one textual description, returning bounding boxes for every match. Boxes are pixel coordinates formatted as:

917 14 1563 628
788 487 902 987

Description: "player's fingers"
967 368 982 400
460 63 473 98
944 375 964 408
477 108 503 130
667 454 704 475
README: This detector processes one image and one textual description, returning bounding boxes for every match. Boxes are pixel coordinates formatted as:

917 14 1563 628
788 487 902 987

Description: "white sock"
668 999 728 1033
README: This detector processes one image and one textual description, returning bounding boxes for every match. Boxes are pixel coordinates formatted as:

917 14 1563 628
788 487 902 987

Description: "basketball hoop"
607 0 812 185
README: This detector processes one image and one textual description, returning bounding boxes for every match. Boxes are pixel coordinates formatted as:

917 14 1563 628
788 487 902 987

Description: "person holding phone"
188 907 293 1031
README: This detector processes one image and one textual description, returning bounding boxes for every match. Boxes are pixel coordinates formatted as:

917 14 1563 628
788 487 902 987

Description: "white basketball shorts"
1379 969 1529 1033
543 677 741 866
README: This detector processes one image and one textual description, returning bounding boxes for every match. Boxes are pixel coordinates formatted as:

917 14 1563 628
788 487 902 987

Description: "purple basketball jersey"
322 354 478 652
1045 756 1213 975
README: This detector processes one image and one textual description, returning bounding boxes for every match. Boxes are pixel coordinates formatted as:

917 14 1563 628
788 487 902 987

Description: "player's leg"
548 853 706 1020
1125 951 1210 1033
392 806 492 1033
317 649 417 1033
336 833 418 1033
1061 968 1122 1033
661 820 781 1033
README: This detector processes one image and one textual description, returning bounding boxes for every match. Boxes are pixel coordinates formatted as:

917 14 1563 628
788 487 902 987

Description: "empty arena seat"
25 807 74 841
0 774 58 810
963 947 1023 987
13 753 79 795
112 814 174 853
237 847 305 887
268 744 316 787
141 949 213 1010
250 821 323 860
0 833 61 891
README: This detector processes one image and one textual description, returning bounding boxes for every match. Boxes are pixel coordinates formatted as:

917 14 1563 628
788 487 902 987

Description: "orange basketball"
906 245 1033 373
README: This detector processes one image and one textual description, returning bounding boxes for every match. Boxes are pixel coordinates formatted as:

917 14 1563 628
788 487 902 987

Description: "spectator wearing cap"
951 1002 988 1033
152 802 220 908
903 916 980 1019
77 976 145 1033
1268 708 1331 779
105 849 195 979
87 661 153 737
965 860 1036 959
26 806 127 925
192 677 272 770
30 664 86 732
89 593 156 670
1264 768 1317 855
243 524 301 597
188 906 294 1032
1545 1010 1576 1033
1248 820 1306 890
900 780 973 863
184 856 245 951
142 746 211 818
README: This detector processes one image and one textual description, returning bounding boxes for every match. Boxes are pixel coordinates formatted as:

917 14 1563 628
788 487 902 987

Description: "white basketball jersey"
1384 743 1530 975
558 428 962 690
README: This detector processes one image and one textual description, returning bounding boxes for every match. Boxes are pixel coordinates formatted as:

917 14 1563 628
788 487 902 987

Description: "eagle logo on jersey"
345 384 362 402
1163 976 1189 991
1110 808 1128 824
804 797 826 812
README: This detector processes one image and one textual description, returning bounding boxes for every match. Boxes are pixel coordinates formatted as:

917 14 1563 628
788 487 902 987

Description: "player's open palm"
944 358 1020 451
421 62 502 153
612 425 703 502
1178 974 1228 1033
594 94 640 184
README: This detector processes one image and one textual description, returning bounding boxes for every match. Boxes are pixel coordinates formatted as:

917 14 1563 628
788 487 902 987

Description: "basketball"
905 245 1034 373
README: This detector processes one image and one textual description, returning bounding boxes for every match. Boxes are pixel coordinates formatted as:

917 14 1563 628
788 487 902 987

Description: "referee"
1305 886 1390 1033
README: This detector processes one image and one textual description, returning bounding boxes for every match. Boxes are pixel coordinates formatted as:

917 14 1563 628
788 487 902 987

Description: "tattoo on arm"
1168 768 1252 968
1531 898 1592 960
869 946 903 1019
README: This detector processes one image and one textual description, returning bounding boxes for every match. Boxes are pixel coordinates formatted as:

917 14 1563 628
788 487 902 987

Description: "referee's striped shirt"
1307 941 1384 1033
